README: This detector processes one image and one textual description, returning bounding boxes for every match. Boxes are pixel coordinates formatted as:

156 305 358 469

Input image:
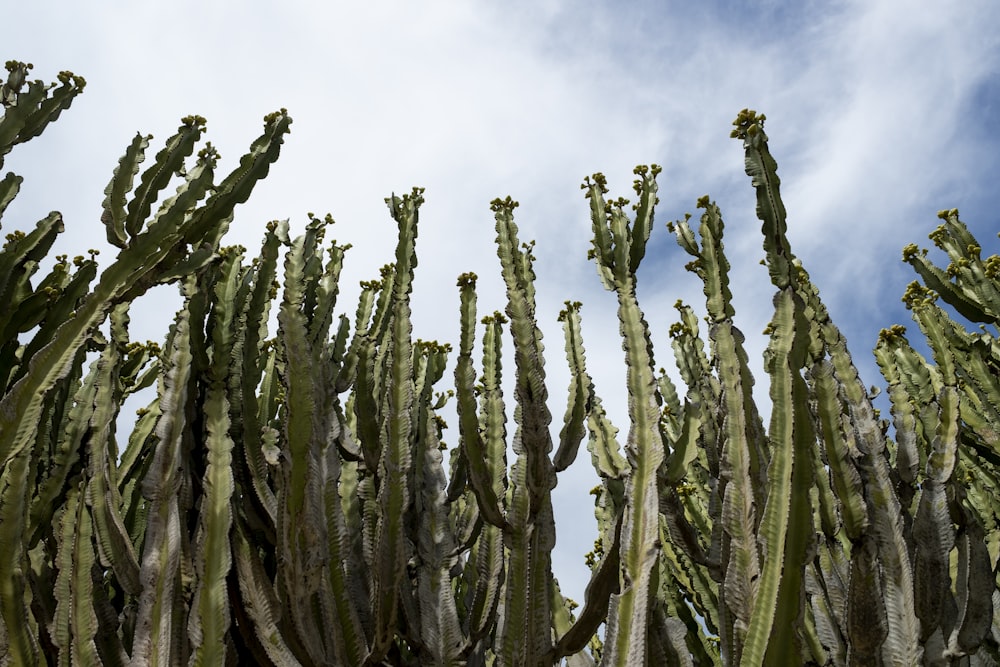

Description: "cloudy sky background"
6 1 999 605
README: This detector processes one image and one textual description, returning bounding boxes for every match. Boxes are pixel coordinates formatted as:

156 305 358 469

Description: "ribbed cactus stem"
584 167 665 665
490 196 557 664
554 300 590 471
368 189 421 661
454 272 507 530
730 109 793 290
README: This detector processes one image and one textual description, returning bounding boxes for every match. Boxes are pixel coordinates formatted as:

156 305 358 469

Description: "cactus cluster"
1 66 999 666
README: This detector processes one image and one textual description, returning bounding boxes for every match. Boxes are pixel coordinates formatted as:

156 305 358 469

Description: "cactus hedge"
2 61 1000 666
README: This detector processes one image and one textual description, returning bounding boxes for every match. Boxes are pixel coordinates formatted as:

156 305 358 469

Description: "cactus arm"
602 327 661 661
628 165 658 274
187 252 242 665
130 280 195 666
663 400 701 487
277 233 318 525
0 64 48 154
230 519 304 666
583 168 665 665
952 518 994 653
329 313 351 368
353 270 395 474
256 344 282 443
122 152 223 291
950 332 1000 450
659 483 712 576
907 300 962 643
367 190 421 661
907 250 988 324
85 306 142 597
0 63 86 160
101 132 150 248
324 449 371 666
905 210 1000 324
118 399 158 546
69 481 102 666
6 256 91 350
412 343 465 664
53 480 86 664
587 394 626 483
354 332 383 472
813 306 921 663
690 200 735 323
666 492 720 618
454 274 507 529
807 543 849 664
554 301 590 472
738 289 803 666
683 200 767 480
652 606 697 667
711 322 763 650
0 212 63 340
549 579 598 667
462 314 508 645
0 444 39 662
182 109 291 250
731 108 921 664
120 346 160 398
863 441 922 665
846 535 889 663
811 360 869 540
604 279 662 654
500 490 557 664
798 587 829 666
498 447 550 665
335 281 375 394
549 583 584 663
492 197 555 515
490 197 558 663
15 262 99 389
464 515 504 649
281 304 370 665
304 215 347 348
0 65 86 155
25 346 89 549
585 174 615 290
731 109 792 289
657 371 684 431
0 171 21 220
807 411 841 541
657 533 721 663
276 229 346 663
672 198 767 660
124 117 205 239
669 304 723 483
235 220 286 531
314 247 347 353
761 346 816 666
874 332 921 494
553 508 622 658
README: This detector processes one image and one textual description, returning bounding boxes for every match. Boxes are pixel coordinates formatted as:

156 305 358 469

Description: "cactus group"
1 63 999 665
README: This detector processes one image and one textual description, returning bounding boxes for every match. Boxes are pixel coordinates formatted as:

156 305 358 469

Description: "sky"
5 1 999 606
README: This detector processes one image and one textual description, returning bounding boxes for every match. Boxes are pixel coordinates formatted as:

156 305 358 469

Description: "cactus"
2 63 999 666
873 208 1000 662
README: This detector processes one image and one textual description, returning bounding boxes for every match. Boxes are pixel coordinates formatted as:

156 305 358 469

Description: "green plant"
1 62 998 666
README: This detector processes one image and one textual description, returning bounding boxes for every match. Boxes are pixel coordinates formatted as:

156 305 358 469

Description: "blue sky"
6 1 999 605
